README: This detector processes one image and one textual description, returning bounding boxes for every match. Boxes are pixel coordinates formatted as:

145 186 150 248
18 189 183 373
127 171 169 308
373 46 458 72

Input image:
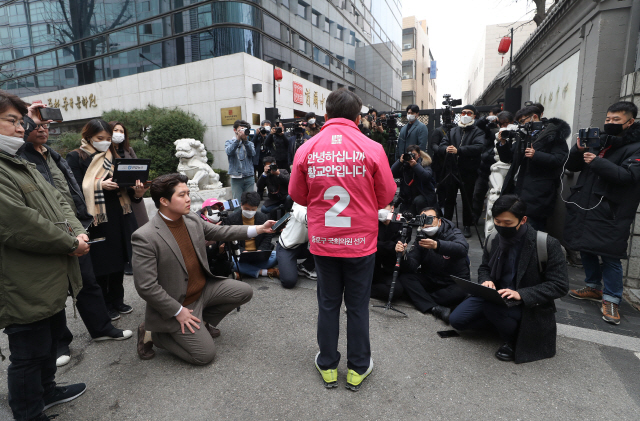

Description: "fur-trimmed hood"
533 117 571 147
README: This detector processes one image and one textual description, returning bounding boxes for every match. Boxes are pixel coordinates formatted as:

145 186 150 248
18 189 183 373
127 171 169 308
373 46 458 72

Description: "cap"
202 198 223 209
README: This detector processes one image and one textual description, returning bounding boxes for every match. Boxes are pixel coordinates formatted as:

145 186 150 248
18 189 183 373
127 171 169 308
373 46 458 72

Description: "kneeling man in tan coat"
133 173 275 364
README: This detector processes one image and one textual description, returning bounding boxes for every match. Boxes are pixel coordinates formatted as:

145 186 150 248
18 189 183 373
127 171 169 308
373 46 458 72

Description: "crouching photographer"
275 198 316 288
565 101 640 325
498 106 570 231
395 207 469 323
450 195 568 363
200 198 235 278
391 145 437 214
370 203 408 302
257 156 289 218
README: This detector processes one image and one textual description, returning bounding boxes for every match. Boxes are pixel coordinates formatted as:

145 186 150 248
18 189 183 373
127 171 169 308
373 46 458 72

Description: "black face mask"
495 223 520 239
603 119 631 136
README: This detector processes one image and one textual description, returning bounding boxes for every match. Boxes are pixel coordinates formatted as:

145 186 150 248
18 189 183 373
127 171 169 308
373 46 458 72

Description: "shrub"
49 131 82 157
214 169 229 187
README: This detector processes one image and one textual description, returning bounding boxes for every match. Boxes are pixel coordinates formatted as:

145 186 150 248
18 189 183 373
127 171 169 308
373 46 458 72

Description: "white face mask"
407 114 416 122
0 133 25 155
92 140 111 152
424 226 439 237
208 211 220 223
264 126 271 132
308 119 316 125
242 209 256 219
460 115 474 125
378 209 390 222
111 132 125 144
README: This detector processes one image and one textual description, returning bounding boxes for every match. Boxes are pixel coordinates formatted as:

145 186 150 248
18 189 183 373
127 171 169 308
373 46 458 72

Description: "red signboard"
293 81 304 105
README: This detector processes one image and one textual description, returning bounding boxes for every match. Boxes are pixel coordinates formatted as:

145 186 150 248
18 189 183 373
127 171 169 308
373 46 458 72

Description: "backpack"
485 230 553 273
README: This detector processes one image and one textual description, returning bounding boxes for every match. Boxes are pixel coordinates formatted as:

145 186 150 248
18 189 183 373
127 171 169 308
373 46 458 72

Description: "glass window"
197 28 261 61
347 59 355 74
212 2 262 29
313 47 329 67
402 60 415 79
348 31 355 45
82 36 107 59
138 18 170 43
402 28 415 50
35 51 57 70
297 1 306 19
281 0 289 9
402 91 416 109
324 18 330 33
197 5 213 28
264 15 281 39
313 75 322 86
299 37 307 54
108 26 137 52
311 11 319 27
336 25 343 40
104 0 136 31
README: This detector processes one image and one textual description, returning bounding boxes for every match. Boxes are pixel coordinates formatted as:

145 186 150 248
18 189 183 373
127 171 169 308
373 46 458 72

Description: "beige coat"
132 212 249 332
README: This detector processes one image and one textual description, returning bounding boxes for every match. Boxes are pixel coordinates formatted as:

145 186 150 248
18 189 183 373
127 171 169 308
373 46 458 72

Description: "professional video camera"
441 94 462 132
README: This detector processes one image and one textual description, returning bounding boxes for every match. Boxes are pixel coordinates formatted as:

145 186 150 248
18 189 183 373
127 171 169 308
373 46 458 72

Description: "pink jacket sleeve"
373 146 397 208
289 148 309 206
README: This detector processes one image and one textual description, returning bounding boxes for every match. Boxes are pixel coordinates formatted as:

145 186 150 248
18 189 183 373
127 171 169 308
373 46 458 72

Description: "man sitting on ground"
133 174 275 364
257 156 289 218
396 207 468 323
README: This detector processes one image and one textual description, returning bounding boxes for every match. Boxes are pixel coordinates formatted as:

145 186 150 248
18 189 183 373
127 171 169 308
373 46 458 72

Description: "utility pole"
509 27 514 89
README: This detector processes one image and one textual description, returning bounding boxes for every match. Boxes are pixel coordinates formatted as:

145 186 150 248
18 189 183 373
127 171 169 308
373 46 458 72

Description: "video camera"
441 94 462 130
578 127 601 150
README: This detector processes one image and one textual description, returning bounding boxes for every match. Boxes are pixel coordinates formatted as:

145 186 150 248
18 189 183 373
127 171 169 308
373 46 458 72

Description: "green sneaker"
345 359 373 392
315 352 338 388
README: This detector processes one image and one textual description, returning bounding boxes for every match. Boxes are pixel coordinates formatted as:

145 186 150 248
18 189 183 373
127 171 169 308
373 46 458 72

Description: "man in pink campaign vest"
290 89 396 391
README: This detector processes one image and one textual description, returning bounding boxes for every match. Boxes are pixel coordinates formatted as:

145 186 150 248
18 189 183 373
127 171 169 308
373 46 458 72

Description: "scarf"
80 139 132 225
488 224 528 289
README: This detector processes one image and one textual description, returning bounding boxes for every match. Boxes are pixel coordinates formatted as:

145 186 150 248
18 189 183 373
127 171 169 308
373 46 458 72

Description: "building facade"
0 0 403 111
463 21 536 105
401 16 436 110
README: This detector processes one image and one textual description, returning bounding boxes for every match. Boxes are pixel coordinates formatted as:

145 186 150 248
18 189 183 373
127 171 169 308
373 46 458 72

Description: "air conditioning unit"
402 73 411 80
291 67 298 75
403 43 412 49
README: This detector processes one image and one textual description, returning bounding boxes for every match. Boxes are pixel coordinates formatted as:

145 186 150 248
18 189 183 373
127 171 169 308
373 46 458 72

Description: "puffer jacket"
438 123 485 175
278 203 308 249
564 122 640 258
0 151 84 328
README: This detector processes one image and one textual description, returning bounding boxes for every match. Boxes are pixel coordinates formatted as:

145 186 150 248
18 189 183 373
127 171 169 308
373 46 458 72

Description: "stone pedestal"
189 187 232 210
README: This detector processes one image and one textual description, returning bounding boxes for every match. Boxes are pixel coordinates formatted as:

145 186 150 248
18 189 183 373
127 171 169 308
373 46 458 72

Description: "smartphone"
437 330 460 338
87 237 106 244
272 212 291 233
144 180 153 187
221 199 240 211
38 107 63 122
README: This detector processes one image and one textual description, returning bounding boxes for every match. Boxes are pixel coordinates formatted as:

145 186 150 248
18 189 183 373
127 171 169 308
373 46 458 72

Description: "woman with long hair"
66 119 146 320
109 121 150 274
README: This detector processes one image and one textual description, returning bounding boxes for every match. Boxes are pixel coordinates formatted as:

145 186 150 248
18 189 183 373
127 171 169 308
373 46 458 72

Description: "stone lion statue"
174 138 222 192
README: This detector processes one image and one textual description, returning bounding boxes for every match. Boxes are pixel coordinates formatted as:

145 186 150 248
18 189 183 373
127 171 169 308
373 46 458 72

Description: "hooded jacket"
564 122 640 258
498 117 571 219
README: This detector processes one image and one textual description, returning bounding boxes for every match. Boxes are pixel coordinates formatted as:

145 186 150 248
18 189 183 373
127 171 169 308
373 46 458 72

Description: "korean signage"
47 94 98 111
430 61 437 79
293 82 304 105
220 106 242 126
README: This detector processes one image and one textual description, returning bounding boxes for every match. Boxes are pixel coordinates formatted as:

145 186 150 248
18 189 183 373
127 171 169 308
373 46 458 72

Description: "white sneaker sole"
93 330 133 342
56 355 70 367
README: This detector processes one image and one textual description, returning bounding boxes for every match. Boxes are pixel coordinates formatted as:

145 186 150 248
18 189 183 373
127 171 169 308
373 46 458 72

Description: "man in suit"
132 173 275 365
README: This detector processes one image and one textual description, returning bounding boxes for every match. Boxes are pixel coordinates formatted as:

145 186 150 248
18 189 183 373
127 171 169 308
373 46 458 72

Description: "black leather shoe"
495 342 515 361
430 305 451 324
124 262 133 276
463 226 472 238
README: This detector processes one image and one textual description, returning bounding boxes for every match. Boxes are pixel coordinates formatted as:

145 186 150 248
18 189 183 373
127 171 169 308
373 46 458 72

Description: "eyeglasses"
35 123 50 129
460 111 474 116
0 117 26 129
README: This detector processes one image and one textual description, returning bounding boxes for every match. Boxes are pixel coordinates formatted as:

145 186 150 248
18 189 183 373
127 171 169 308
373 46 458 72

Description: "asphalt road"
1 273 639 420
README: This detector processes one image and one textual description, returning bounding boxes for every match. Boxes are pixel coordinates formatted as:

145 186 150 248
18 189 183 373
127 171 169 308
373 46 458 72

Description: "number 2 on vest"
324 186 351 227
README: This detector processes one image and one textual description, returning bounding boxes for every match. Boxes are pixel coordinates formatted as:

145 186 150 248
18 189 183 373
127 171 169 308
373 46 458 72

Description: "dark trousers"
96 270 125 310
4 310 66 421
528 216 546 232
314 253 375 375
443 171 477 227
399 273 467 313
370 270 404 301
276 242 314 289
58 255 114 357
472 174 490 219
449 296 523 343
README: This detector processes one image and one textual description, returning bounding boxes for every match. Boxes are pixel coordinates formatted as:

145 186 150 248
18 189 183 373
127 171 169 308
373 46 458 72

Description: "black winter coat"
564 123 640 258
66 150 140 276
265 133 290 164
256 169 290 207
391 157 437 207
429 126 447 182
374 221 405 279
498 118 570 219
475 117 498 179
288 134 311 166
223 208 274 251
251 133 270 166
401 218 470 287
479 227 568 363
438 124 485 175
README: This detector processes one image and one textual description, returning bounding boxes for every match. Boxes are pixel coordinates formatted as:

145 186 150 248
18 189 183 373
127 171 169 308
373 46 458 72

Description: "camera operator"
252 119 272 180
395 208 469 323
370 203 407 302
450 195 568 363
391 145 437 214
438 105 486 238
396 104 428 160
497 106 570 231
359 113 372 137
265 122 291 171
370 112 390 150
565 101 640 325
200 198 235 279
305 112 322 137
225 119 255 200
276 199 317 288
472 107 501 220
288 120 311 166
257 156 290 218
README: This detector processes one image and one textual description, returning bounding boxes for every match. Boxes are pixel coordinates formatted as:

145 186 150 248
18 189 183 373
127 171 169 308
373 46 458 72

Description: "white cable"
559 144 603 211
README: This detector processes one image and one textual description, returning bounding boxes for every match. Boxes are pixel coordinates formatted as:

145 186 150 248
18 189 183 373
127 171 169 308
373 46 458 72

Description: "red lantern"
498 36 512 54
274 68 283 81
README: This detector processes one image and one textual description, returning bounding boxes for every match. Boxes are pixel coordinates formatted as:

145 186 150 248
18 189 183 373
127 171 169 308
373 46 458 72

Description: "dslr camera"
402 152 414 164
259 126 269 135
269 163 278 172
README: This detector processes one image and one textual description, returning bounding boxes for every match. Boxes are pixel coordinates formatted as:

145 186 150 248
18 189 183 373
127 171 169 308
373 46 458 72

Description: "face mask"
111 132 125 144
407 114 416 122
487 115 498 122
424 226 439 237
603 119 631 136
0 133 25 155
378 209 390 222
308 119 316 125
92 140 111 152
264 126 271 132
460 115 474 125
494 223 520 239
207 211 220 223
242 209 256 219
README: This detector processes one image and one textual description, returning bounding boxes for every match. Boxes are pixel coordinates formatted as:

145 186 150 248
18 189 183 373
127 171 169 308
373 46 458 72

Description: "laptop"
238 250 272 264
450 275 521 308
111 158 151 187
